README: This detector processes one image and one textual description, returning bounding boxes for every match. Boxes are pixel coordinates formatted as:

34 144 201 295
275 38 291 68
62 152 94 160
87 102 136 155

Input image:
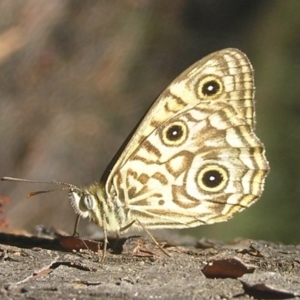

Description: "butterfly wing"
109 101 268 227
103 48 268 227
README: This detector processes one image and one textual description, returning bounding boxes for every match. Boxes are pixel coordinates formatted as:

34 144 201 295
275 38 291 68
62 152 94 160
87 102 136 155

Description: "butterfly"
2 48 269 260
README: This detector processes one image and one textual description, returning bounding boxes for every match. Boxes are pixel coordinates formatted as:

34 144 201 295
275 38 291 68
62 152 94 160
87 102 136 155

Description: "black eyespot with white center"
202 80 220 96
161 120 188 146
202 169 223 188
166 124 183 141
197 164 229 193
198 75 223 99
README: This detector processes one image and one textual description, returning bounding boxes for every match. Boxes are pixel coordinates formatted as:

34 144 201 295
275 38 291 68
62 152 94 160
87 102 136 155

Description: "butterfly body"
68 48 269 244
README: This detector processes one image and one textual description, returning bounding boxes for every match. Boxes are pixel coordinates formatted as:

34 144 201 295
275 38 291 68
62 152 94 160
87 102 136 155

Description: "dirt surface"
0 233 299 299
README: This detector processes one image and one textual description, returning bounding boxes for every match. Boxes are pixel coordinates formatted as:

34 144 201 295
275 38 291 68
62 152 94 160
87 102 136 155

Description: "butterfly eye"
198 75 223 99
69 191 90 218
83 194 96 210
161 120 188 146
197 164 229 193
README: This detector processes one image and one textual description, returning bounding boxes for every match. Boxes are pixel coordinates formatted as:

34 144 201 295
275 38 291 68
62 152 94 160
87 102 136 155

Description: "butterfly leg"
72 215 81 236
101 220 109 262
120 220 136 232
120 219 170 257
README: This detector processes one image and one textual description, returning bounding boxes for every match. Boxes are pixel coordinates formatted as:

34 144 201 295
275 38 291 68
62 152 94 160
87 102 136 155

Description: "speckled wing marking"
111 102 267 228
101 48 269 230
105 48 256 191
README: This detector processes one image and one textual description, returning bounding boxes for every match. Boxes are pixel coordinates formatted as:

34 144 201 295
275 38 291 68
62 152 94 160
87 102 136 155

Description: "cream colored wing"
104 48 255 192
109 101 268 228
103 48 269 227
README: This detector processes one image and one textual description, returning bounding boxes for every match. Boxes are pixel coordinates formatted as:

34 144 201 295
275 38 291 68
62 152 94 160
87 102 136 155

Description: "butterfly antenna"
1 176 80 198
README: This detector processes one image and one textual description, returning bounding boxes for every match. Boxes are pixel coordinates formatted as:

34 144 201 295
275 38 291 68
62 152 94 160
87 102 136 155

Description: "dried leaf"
202 257 256 278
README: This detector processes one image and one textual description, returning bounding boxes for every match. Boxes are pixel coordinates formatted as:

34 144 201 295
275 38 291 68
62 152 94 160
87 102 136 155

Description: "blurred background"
0 0 299 244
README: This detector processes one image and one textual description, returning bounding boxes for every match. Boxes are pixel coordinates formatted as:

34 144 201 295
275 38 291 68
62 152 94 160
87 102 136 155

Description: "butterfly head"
1 176 102 222
68 184 101 220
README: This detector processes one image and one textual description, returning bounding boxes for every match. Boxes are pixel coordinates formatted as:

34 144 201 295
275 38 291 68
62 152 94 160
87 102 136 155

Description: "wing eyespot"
198 75 223 99
197 164 229 193
160 120 188 146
